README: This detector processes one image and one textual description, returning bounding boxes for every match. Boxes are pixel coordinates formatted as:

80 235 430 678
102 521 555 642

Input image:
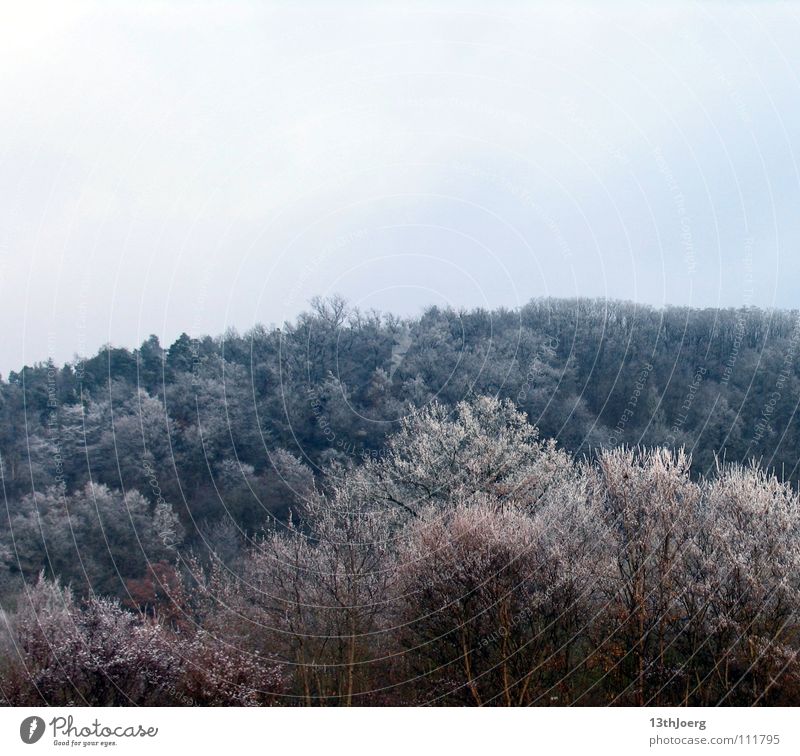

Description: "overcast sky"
2 1 800 374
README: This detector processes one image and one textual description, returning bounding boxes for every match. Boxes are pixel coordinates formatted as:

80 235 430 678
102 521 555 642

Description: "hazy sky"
2 1 800 374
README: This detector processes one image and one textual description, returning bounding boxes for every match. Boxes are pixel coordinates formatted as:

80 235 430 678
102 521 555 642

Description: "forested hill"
1 296 799 598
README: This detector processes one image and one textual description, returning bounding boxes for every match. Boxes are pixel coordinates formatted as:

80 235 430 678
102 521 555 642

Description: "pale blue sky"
2 1 800 373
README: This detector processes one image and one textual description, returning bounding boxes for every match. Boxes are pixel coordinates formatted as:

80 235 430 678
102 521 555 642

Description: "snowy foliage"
359 395 572 517
2 395 800 706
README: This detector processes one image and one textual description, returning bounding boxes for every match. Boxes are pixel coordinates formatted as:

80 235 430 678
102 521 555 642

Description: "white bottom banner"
0 707 796 756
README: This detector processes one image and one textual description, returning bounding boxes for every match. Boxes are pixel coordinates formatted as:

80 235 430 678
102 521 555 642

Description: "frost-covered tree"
395 484 595 706
586 447 701 705
2 483 183 598
0 576 178 705
689 464 800 705
235 483 397 705
0 574 287 707
357 395 572 517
